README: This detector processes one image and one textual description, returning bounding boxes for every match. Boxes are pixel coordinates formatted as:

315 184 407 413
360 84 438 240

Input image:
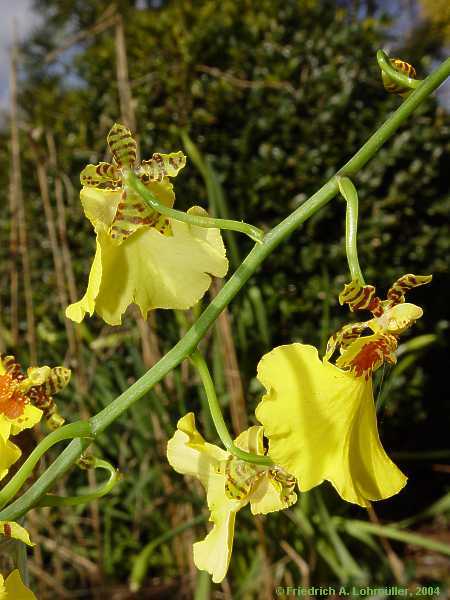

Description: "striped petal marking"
107 123 137 169
109 188 172 243
386 274 433 306
80 162 121 189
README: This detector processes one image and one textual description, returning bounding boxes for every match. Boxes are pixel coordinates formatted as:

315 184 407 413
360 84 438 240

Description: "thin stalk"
125 172 265 244
36 458 119 507
190 350 272 466
0 53 448 522
337 176 365 284
0 422 92 509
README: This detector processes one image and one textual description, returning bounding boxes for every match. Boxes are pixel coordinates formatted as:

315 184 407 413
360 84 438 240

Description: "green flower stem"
1 53 448 522
337 176 365 284
125 172 265 244
35 458 119 507
0 421 92 510
190 349 273 466
377 49 421 91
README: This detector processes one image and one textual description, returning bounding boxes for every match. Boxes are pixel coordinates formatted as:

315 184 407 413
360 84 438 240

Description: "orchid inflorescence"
1 49 447 592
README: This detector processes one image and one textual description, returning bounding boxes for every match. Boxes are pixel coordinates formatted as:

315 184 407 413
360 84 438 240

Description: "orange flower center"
0 373 27 419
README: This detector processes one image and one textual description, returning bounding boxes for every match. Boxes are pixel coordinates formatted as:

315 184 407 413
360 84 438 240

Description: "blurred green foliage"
0 0 449 597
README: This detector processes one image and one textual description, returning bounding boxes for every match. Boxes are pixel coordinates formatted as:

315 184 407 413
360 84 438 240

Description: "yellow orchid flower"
66 123 228 325
0 355 70 479
255 274 431 508
0 570 37 599
167 413 297 583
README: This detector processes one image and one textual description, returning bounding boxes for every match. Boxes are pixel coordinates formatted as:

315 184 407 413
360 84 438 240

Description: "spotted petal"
255 343 407 508
139 151 186 182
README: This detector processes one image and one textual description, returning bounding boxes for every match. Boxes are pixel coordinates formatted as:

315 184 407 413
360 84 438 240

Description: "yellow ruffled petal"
9 404 43 437
65 236 103 323
0 522 34 546
71 214 227 325
4 569 37 600
256 343 407 508
193 506 237 584
0 436 21 481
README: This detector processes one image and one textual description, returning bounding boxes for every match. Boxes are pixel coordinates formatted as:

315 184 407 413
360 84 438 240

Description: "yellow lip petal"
65 235 103 323
75 217 227 325
193 507 237 583
256 343 407 507
0 436 21 481
4 569 37 599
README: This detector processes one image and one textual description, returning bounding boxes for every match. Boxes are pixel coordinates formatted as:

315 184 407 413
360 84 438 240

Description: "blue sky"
0 0 42 109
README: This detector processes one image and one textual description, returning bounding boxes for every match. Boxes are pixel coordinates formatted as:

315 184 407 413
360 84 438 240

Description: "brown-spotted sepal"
80 163 121 189
325 322 369 362
336 333 398 380
386 274 433 306
27 365 70 430
339 279 383 316
139 151 186 182
107 122 137 169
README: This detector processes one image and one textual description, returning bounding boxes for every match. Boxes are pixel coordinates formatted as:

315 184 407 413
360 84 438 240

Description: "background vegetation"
0 0 449 598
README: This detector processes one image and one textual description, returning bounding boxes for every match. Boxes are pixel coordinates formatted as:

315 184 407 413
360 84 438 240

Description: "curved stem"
35 458 119 507
190 350 273 466
377 49 421 91
1 53 448 522
0 421 92 510
337 176 365 284
125 172 265 243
